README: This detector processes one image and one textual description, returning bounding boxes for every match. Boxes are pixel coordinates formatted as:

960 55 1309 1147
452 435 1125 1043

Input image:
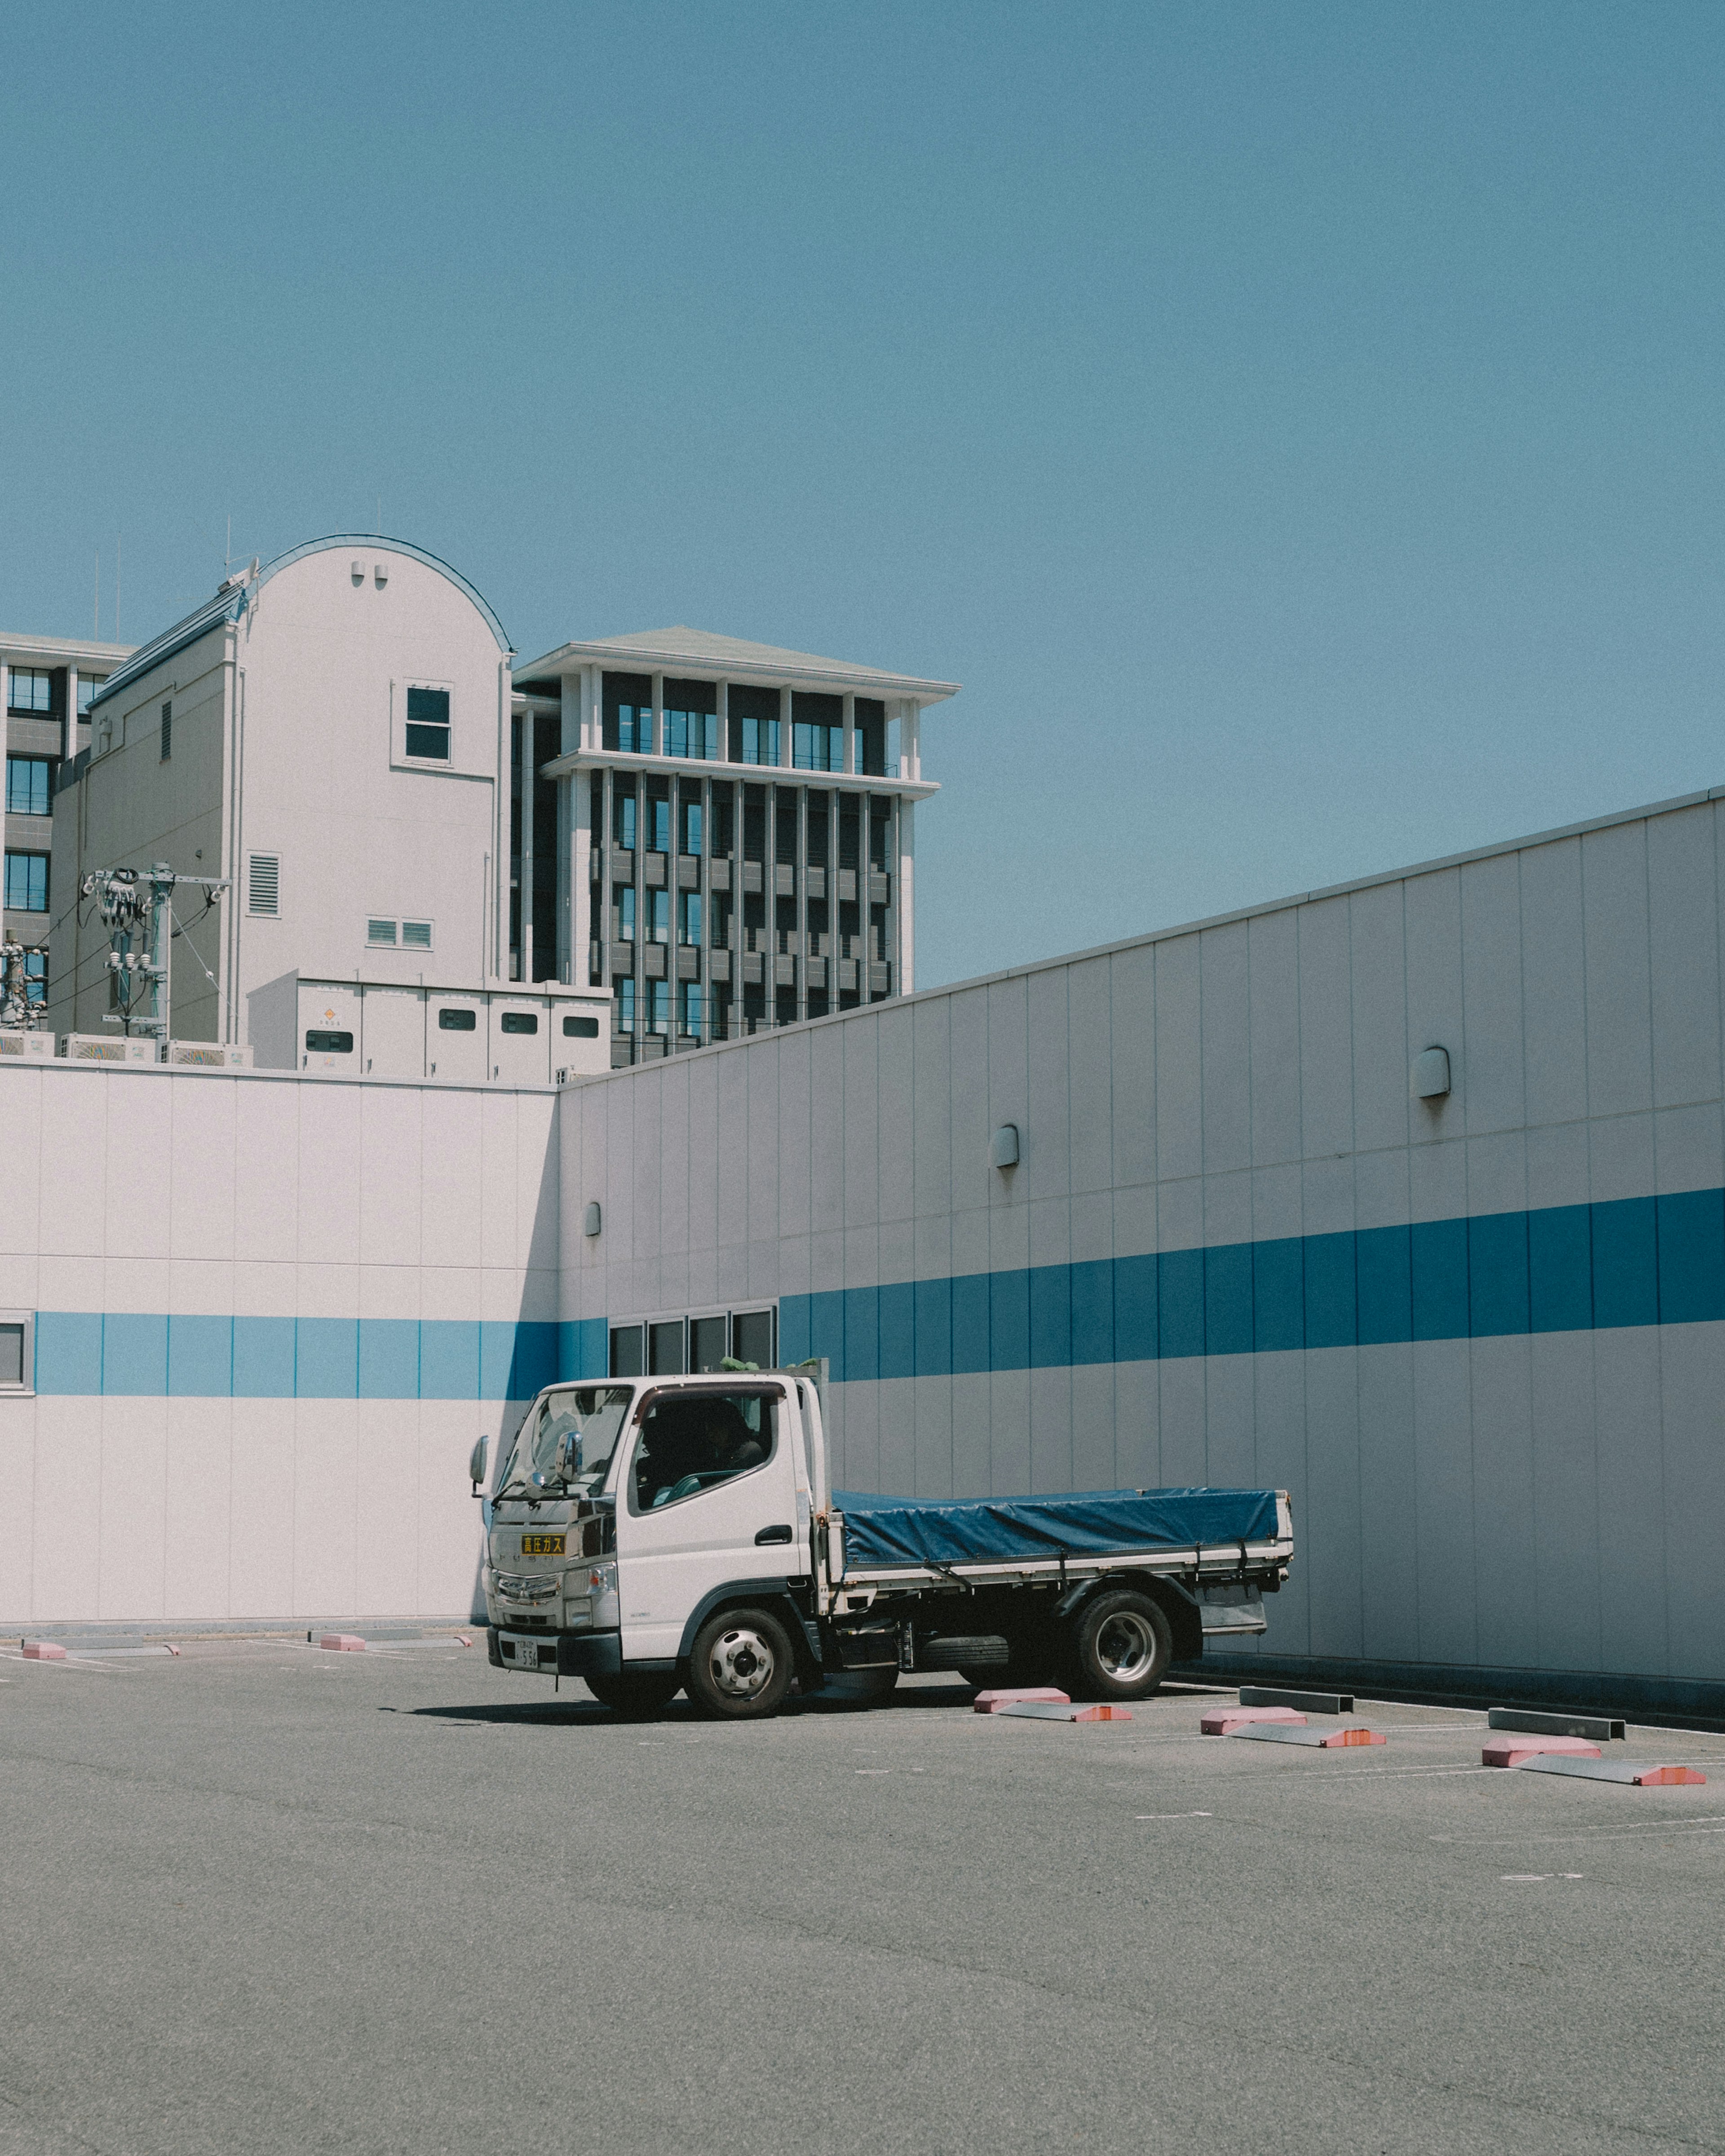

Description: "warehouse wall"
558 789 1725 1712
0 1062 558 1625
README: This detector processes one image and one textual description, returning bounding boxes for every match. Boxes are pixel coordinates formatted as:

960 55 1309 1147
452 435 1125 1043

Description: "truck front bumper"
490 1627 623 1678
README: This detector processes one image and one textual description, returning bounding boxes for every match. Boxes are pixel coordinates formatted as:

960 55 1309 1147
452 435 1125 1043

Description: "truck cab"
481 1368 824 1716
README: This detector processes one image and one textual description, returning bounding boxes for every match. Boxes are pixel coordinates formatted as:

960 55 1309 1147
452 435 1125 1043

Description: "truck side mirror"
468 1435 489 1496
554 1429 583 1481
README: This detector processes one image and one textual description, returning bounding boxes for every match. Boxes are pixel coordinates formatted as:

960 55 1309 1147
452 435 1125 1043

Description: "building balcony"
709 947 731 983
643 852 667 888
676 947 699 982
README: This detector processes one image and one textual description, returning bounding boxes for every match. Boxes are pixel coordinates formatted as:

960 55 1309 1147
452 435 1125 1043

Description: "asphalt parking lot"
2 1636 1722 2156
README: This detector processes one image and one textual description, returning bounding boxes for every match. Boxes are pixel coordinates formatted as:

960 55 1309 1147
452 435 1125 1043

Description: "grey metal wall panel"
1109 943 1155 1191
1247 907 1301 1168
1067 955 1113 1197
1582 820 1654 1120
1647 803 1720 1111
1199 921 1251 1177
1520 837 1588 1129
876 1004 915 1229
1348 881 1409 1161
1460 852 1526 1138
1298 898 1353 1163
1154 934 1202 1184
910 996 952 1228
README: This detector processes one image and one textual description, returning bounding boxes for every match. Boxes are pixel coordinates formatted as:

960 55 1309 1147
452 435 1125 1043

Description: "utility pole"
81 863 230 1054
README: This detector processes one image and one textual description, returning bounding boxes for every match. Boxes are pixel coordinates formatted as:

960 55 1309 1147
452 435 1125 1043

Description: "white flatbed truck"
471 1367 1295 1718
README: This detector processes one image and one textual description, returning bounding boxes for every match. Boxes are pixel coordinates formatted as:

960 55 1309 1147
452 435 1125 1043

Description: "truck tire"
1071 1589 1172 1702
584 1670 682 1716
688 1607 796 1720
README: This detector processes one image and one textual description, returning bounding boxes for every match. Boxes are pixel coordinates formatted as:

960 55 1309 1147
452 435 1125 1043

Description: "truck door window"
628 1392 777 1514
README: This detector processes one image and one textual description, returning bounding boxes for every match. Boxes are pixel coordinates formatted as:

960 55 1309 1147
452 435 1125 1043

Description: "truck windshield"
498 1386 634 1497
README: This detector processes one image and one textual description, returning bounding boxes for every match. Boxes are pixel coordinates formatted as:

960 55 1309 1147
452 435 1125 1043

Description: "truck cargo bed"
832 1486 1284 1573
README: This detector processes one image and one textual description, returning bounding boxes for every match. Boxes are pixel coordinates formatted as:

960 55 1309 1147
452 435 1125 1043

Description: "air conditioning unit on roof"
167 1040 254 1069
0 1030 54 1059
62 1033 157 1063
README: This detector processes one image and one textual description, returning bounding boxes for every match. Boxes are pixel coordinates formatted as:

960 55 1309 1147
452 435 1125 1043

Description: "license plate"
508 1635 540 1669
521 1534 564 1557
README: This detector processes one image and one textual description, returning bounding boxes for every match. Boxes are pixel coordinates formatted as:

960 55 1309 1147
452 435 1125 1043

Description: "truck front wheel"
1072 1590 1172 1702
688 1607 796 1720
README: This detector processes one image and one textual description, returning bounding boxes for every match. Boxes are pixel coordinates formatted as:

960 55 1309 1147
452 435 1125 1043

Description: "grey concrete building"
509 629 957 1064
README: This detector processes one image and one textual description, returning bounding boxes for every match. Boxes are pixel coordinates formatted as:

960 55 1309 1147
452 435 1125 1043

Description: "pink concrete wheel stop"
1201 1704 1305 1735
1483 1732 1601 1768
995 1700 1132 1722
974 1687 1070 1713
319 1634 367 1652
21 1640 66 1660
1513 1753 1707 1787
1230 1722 1387 1749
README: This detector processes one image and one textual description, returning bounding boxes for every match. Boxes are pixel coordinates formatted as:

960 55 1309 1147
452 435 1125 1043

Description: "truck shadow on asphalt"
391 1682 982 1728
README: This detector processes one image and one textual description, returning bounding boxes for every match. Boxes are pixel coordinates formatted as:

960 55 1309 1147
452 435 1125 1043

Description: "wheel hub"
1095 1610 1155 1683
710 1627 775 1699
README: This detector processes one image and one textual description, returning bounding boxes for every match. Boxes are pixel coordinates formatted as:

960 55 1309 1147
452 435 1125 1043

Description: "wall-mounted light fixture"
991 1124 1020 1169
583 1201 602 1237
373 562 388 588
1412 1047 1451 1101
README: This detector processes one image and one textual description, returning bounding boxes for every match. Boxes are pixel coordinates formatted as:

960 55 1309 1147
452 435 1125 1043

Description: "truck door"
614 1385 803 1663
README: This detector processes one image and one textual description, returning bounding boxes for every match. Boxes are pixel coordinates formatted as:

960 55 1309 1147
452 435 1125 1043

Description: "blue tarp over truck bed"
832 1486 1282 1571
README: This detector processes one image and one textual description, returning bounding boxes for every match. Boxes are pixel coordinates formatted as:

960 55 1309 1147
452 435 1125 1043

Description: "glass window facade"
854 697 887 777
5 853 49 911
679 796 703 855
792 691 843 771
617 886 637 941
613 786 637 850
6 756 53 816
678 890 701 945
7 669 52 715
679 980 702 1036
616 977 636 1032
663 679 719 760
603 673 653 754
729 684 780 766
646 789 671 853
647 978 671 1034
77 676 105 717
646 889 670 944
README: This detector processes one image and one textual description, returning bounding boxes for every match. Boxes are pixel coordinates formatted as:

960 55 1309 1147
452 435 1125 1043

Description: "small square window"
500 1010 538 1035
404 686 450 762
0 1312 34 1393
437 1006 477 1032
367 918 398 946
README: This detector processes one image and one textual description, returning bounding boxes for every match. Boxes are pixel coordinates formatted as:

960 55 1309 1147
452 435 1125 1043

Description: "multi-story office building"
510 628 957 1064
4 633 134 1009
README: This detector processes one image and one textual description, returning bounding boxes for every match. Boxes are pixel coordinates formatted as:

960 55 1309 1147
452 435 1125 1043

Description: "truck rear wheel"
1071 1590 1172 1702
584 1670 682 1716
688 1607 796 1720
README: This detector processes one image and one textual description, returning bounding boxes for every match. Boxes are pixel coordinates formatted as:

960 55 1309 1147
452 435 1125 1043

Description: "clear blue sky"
5 3 1721 989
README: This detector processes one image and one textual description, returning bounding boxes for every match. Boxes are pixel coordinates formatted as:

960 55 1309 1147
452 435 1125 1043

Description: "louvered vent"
402 920 432 949
248 853 280 916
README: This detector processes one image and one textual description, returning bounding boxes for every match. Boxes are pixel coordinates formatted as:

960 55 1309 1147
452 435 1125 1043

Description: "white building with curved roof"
48 536 609 1081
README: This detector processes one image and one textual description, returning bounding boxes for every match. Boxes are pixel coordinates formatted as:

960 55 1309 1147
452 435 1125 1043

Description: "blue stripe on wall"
30 1187 1725 1397
779 1187 1725 1383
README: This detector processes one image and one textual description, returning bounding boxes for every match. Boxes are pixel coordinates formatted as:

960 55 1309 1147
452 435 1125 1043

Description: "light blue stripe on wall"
778 1188 1725 1382
31 1315 583 1401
